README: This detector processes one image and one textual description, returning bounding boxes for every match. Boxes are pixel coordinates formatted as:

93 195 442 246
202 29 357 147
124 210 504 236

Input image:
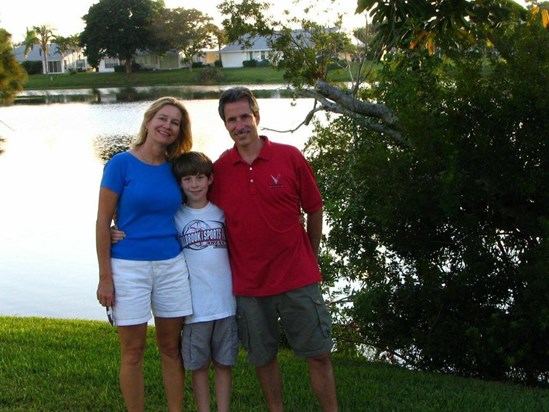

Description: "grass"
1 317 548 411
22 66 353 91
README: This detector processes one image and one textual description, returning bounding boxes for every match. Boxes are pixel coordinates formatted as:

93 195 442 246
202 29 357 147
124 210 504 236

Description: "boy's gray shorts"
236 283 333 367
181 315 238 370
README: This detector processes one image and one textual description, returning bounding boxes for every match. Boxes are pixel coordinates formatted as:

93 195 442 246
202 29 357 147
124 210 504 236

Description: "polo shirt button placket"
249 166 257 194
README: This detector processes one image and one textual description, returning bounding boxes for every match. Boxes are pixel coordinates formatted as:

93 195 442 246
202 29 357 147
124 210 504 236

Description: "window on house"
48 61 62 72
104 58 118 69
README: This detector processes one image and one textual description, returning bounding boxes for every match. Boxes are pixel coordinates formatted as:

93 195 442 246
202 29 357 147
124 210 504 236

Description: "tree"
218 0 354 88
23 25 55 74
151 7 215 71
54 34 83 71
207 24 227 65
0 28 27 103
306 4 549 384
81 0 160 73
355 0 528 56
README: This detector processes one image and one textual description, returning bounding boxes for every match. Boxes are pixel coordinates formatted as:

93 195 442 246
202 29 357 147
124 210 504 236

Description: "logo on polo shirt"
270 174 283 189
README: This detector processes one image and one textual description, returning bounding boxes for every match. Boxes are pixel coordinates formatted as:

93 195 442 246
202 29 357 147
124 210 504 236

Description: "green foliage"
0 29 27 103
151 7 216 69
20 61 42 75
81 0 159 73
307 8 549 385
22 25 55 75
197 66 225 84
242 59 257 67
217 0 355 88
217 0 273 42
356 0 527 55
273 21 354 88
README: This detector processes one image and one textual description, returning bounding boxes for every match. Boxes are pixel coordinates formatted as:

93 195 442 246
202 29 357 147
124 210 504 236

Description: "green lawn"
1 316 548 411
22 66 353 91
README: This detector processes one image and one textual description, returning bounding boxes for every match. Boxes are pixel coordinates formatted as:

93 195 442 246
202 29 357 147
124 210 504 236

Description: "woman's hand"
96 276 115 307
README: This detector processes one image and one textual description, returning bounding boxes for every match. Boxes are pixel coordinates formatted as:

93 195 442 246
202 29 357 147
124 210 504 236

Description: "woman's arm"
96 187 119 307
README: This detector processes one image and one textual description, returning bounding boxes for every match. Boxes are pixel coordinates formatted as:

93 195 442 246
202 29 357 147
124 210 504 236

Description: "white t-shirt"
175 202 236 324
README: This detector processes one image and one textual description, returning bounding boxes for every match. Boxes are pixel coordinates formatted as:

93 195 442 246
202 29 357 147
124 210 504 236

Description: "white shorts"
111 253 192 326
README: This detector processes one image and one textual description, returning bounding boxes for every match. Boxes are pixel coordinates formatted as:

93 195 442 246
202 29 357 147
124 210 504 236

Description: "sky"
0 0 368 44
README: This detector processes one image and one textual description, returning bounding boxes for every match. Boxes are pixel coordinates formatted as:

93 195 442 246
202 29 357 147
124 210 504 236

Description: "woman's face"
146 104 182 146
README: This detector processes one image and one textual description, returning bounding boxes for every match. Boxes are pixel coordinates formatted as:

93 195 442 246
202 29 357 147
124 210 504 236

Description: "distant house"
96 56 120 73
12 43 88 74
199 50 220 66
218 29 351 69
219 35 272 68
134 49 184 70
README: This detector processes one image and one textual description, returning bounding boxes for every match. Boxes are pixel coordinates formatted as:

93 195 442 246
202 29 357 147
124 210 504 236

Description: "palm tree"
54 34 82 71
23 25 55 74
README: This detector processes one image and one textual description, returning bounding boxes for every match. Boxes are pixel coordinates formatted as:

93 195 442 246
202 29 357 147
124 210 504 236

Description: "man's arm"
306 207 323 258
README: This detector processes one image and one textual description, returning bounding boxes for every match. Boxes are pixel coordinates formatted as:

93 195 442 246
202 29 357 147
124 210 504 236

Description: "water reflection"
15 85 291 105
0 97 317 321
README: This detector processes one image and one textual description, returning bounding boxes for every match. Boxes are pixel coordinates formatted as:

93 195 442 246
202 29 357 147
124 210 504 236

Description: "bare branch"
315 79 398 124
261 99 323 134
302 88 406 144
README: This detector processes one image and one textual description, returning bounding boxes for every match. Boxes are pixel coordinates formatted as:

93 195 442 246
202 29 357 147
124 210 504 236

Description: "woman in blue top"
96 97 193 412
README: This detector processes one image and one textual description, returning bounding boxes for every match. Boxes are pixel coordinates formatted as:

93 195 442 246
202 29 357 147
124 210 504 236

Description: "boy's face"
180 173 213 203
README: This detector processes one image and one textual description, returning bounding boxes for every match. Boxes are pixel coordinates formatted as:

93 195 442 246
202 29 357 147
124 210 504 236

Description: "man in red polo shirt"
209 87 338 412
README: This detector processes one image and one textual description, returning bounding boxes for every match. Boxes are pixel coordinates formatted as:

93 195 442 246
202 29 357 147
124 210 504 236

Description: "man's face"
223 99 260 148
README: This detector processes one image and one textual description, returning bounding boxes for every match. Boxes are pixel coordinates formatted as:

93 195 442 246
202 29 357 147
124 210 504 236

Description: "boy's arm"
110 225 126 243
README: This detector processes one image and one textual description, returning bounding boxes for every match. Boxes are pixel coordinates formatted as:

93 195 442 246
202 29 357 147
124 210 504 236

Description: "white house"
219 35 272 68
96 56 120 73
134 49 184 70
12 43 88 73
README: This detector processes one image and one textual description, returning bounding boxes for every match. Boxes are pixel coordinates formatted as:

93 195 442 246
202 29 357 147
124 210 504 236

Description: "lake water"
0 87 317 323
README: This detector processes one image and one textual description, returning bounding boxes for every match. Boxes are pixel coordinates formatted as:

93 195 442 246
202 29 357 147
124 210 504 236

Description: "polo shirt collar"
229 136 272 164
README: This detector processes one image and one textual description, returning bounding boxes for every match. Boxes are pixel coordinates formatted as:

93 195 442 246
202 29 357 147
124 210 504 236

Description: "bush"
114 62 141 73
21 61 43 75
308 9 549 386
197 66 224 84
242 59 257 67
257 59 271 67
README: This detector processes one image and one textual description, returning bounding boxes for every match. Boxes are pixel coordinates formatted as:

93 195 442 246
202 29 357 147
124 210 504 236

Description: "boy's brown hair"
172 151 213 180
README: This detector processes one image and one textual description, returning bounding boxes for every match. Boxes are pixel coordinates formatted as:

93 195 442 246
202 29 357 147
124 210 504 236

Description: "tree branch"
302 86 406 144
315 79 398 124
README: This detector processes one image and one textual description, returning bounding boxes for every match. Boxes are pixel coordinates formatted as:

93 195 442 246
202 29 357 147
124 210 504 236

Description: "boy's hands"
110 225 126 244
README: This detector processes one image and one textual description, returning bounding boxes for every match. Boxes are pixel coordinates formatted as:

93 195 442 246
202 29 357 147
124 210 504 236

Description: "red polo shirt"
210 137 323 296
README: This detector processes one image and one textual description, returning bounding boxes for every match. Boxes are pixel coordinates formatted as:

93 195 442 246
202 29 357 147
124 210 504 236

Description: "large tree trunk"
125 58 133 74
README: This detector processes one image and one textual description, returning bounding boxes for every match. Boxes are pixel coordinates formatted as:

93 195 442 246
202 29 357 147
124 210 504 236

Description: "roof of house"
221 35 270 52
12 43 63 62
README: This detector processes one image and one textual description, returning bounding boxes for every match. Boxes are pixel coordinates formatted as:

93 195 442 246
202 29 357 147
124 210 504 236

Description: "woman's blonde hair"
133 96 193 161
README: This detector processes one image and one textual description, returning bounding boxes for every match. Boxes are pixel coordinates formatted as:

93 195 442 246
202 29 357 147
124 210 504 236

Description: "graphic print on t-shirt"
178 220 227 251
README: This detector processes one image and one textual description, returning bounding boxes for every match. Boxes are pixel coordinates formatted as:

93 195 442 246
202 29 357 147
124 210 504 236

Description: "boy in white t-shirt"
112 151 237 412
173 151 238 412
